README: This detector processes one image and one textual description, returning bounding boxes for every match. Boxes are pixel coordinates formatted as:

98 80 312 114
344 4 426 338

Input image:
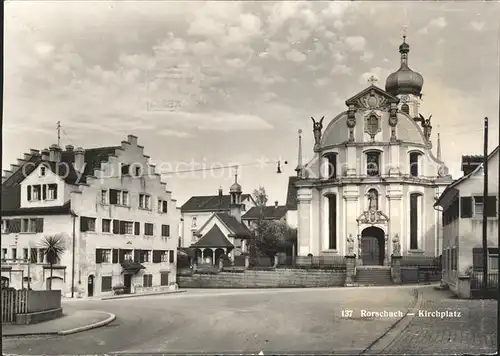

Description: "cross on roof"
402 25 408 39
368 75 378 85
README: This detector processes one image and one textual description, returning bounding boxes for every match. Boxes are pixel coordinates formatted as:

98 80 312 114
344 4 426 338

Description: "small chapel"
294 36 453 265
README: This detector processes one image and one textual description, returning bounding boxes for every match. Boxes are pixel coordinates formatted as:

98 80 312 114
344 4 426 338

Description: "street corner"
2 310 116 337
58 310 116 335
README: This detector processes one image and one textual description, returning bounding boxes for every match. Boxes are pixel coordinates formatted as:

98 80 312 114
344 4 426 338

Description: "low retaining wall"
401 267 442 284
134 284 177 294
16 308 63 325
177 269 346 288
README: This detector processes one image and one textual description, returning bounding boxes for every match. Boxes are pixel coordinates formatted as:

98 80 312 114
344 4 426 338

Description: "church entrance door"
361 227 385 266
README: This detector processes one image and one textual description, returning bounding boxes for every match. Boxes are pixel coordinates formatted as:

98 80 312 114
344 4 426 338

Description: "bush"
112 285 125 295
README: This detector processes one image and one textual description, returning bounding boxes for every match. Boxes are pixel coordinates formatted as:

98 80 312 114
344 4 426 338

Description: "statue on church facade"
311 116 324 148
392 234 401 256
347 234 355 255
419 113 432 141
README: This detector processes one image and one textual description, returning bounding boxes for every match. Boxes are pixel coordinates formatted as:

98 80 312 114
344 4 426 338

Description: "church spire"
437 132 442 161
295 129 304 178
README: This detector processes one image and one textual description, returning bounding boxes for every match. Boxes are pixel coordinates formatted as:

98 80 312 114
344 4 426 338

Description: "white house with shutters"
434 146 499 296
1 134 180 298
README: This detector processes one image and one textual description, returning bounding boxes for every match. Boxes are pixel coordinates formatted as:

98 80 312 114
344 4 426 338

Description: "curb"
360 288 423 354
58 311 116 336
101 289 186 300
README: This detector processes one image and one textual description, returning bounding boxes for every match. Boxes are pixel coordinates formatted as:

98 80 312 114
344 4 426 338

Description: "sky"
3 1 500 206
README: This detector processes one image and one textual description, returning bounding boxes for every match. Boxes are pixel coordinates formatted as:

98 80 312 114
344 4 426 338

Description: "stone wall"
177 269 345 288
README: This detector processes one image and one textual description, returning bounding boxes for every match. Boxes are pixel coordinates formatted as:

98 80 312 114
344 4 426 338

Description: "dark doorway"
124 274 132 294
87 275 94 297
361 227 385 265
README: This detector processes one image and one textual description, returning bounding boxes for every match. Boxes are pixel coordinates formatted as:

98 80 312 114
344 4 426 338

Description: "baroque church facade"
295 37 453 265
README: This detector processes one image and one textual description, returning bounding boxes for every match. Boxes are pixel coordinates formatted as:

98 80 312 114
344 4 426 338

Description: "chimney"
65 144 74 152
41 149 50 161
218 186 223 210
74 147 85 173
275 201 279 208
461 155 483 176
127 135 138 146
49 144 62 162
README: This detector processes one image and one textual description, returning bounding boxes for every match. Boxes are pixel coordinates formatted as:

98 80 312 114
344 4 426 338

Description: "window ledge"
138 207 152 211
407 249 425 254
472 217 498 221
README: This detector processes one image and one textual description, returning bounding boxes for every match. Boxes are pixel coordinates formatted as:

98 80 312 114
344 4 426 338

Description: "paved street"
3 287 417 355
383 286 497 354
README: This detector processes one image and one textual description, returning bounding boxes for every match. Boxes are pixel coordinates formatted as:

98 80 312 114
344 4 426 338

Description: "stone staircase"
355 266 393 286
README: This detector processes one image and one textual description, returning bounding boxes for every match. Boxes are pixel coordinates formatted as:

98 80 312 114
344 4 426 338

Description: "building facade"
1 135 180 297
434 147 499 296
180 187 255 248
295 37 453 265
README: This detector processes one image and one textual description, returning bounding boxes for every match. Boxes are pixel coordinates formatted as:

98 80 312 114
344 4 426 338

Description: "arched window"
401 104 409 115
324 153 337 179
409 152 422 177
367 189 379 210
365 151 381 176
409 193 423 250
327 194 337 249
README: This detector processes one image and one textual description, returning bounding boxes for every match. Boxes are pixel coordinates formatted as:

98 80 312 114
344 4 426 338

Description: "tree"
249 187 296 265
40 234 66 290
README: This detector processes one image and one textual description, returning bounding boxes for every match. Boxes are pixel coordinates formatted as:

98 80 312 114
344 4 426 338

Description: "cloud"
469 20 485 32
333 51 347 63
418 16 448 34
359 67 391 86
360 51 374 62
285 49 307 62
344 36 366 52
158 129 194 138
330 64 352 75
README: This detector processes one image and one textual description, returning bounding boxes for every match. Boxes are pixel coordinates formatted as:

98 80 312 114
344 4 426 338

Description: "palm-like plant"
39 234 66 290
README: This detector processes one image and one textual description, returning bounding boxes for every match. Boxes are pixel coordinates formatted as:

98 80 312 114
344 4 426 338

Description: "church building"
294 36 453 265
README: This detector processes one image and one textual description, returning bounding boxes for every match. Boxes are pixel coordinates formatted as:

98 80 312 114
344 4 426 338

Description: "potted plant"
112 285 125 295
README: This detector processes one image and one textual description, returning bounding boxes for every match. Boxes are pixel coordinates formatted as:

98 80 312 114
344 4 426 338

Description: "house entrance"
124 274 132 294
361 227 385 265
87 275 94 297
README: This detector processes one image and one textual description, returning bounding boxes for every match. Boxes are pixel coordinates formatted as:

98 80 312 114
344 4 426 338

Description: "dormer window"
409 152 421 177
401 104 410 115
366 151 381 176
40 166 46 176
47 184 57 200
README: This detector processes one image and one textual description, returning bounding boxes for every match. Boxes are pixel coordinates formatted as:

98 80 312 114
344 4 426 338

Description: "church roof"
190 224 234 248
345 85 399 107
242 205 288 220
181 194 252 213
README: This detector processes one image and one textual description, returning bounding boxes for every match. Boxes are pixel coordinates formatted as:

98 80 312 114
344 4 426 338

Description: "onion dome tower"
385 36 424 117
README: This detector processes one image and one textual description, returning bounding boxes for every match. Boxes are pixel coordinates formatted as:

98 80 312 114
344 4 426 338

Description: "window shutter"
165 225 170 237
134 222 140 235
169 250 174 263
95 249 102 264
10 219 21 233
133 250 140 263
80 217 87 232
42 185 47 200
163 201 168 213
486 196 497 217
119 221 126 235
472 248 484 271
152 250 161 263
460 197 473 218
110 190 118 204
54 186 58 199
118 249 125 263
113 220 120 234
35 218 44 233
30 248 38 263
112 249 119 264
160 273 169 286
27 186 32 201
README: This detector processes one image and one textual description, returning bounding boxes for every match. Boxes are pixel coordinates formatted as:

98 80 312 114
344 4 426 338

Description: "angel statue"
419 113 432 141
346 234 355 255
311 116 325 146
